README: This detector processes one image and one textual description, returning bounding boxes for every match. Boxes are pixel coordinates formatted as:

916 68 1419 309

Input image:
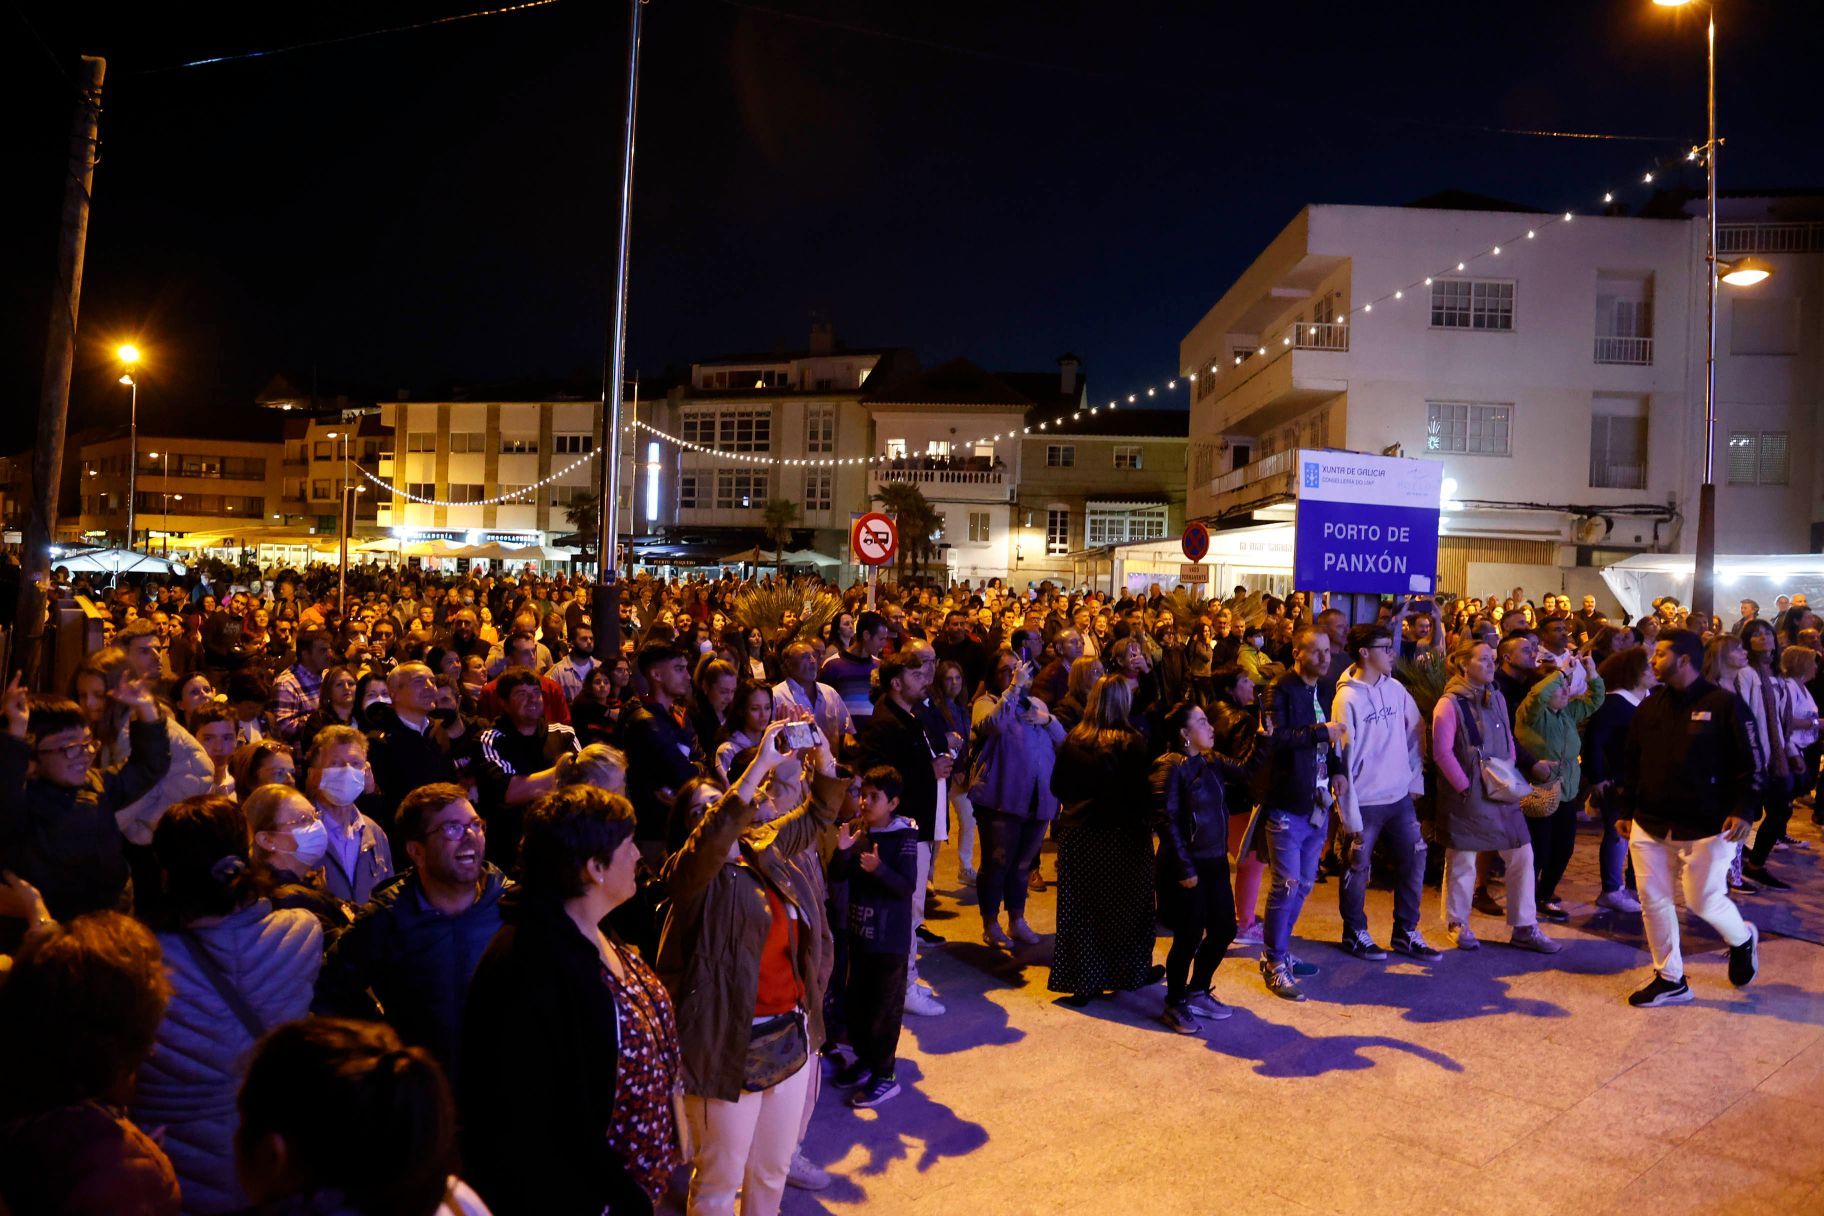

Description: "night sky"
6 0 1823 446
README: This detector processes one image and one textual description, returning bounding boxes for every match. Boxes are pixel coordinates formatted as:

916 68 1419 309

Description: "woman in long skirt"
1048 674 1160 1006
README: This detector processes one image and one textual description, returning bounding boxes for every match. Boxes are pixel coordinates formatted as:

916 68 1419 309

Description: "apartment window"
1046 507 1071 555
715 469 767 508
967 512 992 544
407 482 435 501
1427 401 1512 456
313 441 330 459
1595 273 1654 365
447 484 486 503
449 433 488 454
805 408 835 453
497 485 532 503
926 440 952 459
1589 399 1649 490
310 480 331 500
407 432 437 453
1113 445 1142 470
1430 279 1514 331
1046 444 1076 468
885 438 907 460
500 437 538 455
1728 431 1790 486
553 433 594 454
549 484 586 509
804 471 832 512
680 411 716 446
716 410 771 452
678 473 702 510
1085 505 1168 546
284 441 306 462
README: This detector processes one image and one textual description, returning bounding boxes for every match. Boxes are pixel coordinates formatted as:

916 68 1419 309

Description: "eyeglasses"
38 737 98 760
422 818 487 841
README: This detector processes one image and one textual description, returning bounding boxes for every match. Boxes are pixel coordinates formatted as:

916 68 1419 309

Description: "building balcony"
1205 341 1347 437
1594 335 1652 365
1717 221 1824 255
870 463 1011 503
1210 450 1296 517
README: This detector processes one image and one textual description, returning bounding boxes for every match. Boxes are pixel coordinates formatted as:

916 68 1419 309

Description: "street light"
146 449 172 554
117 343 141 552
1653 0 1771 619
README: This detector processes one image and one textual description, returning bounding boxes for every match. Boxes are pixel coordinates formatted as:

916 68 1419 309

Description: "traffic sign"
1181 521 1210 564
1179 563 1210 584
851 511 899 567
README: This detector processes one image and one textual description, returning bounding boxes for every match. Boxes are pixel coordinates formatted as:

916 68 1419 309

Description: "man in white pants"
1619 629 1762 1007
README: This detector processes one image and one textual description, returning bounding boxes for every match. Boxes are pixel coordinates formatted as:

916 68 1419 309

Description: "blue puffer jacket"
132 901 322 1215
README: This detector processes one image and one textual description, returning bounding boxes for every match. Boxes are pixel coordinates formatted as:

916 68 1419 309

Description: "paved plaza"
771 815 1824 1216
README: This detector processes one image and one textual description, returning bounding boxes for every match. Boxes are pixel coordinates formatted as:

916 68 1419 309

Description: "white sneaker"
1597 889 1642 914
1233 922 1265 947
1007 916 1040 945
787 1152 831 1190
903 984 947 1017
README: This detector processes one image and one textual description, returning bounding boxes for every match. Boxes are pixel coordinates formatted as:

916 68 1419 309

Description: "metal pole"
592 0 645 665
1692 7 1719 620
125 377 138 552
338 434 349 616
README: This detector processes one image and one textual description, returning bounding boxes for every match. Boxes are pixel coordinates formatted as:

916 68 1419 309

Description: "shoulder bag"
1453 693 1530 805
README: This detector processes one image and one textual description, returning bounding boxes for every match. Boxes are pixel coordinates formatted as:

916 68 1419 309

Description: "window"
1427 401 1512 456
407 432 437 452
1589 405 1648 490
1046 444 1076 468
284 441 306 462
447 484 486 503
497 485 532 503
549 484 587 509
407 482 435 501
553 433 594 454
717 410 771 452
967 512 992 544
500 437 538 455
678 473 702 510
804 471 832 512
702 368 787 390
1430 279 1514 331
1595 274 1654 364
449 432 488 454
310 480 331 500
805 408 835 453
1113 445 1142 470
680 412 716 446
1728 431 1790 486
1046 508 1071 555
884 438 907 460
715 469 767 508
1085 505 1168 546
313 442 330 459
926 440 952 459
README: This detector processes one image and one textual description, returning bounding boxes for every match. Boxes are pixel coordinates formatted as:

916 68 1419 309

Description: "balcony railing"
1292 320 1349 352
1590 461 1647 491
1718 222 1824 255
1594 335 1653 365
1212 449 1293 495
873 464 1005 486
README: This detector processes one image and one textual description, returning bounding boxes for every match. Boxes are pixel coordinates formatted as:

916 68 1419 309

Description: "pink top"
1431 690 1514 795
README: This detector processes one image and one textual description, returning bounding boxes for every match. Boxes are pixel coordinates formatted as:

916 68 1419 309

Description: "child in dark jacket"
828 765 918 1108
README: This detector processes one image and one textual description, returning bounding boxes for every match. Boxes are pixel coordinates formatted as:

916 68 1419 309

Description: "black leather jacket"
1151 746 1259 881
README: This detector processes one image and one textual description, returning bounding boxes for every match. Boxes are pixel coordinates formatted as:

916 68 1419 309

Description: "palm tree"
564 492 599 570
871 481 944 582
760 498 799 562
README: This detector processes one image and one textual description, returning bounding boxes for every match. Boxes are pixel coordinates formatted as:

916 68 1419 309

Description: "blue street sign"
1293 450 1443 595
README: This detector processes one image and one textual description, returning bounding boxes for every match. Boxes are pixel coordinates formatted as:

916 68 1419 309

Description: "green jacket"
1516 668 1605 801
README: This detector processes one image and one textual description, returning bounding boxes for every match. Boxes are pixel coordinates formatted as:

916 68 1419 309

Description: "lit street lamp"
117 343 140 552
1653 0 1772 619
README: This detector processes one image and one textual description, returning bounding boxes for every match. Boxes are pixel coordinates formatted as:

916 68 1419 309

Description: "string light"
356 449 599 506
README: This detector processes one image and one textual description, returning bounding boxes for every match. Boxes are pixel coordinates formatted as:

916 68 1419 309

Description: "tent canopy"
1600 553 1824 621
780 548 839 567
50 547 187 576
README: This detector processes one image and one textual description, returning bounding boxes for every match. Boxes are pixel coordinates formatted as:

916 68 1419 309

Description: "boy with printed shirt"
829 766 918 1108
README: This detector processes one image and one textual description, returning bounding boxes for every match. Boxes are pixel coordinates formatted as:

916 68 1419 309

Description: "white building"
1177 192 1824 600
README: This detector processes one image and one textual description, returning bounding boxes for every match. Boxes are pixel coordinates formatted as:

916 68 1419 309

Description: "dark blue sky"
6 0 1822 441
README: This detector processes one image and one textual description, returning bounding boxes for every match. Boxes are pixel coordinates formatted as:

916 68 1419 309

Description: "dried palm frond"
727 579 840 642
1395 649 1450 720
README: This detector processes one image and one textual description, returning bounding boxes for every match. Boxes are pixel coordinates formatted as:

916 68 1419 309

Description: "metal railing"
1718 222 1824 255
1590 461 1647 491
1594 335 1653 365
1211 448 1292 495
872 466 1005 486
1293 320 1349 351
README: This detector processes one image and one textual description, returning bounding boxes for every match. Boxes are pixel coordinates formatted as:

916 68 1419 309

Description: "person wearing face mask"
365 662 460 844
315 784 508 1077
243 782 352 934
462 785 679 1216
305 726 393 904
352 670 393 730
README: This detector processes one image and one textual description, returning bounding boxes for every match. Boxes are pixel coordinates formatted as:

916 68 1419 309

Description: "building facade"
76 432 286 556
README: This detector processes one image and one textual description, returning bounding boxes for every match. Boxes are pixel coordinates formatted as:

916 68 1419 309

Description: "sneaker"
1027 869 1047 892
1260 959 1307 1002
1628 972 1693 1008
957 866 978 885
832 1060 871 1088
1286 954 1320 978
1007 917 1040 945
1596 889 1642 914
787 1152 832 1190
1472 886 1504 917
1447 922 1480 951
1233 922 1265 947
1729 875 1762 895
1183 990 1234 1020
915 925 945 944
1160 1000 1201 1035
1537 899 1570 924
1508 924 1562 954
982 922 1013 950
849 1075 901 1108
1743 865 1793 892
903 984 946 1017
1340 929 1388 961
1785 834 1814 851
1729 921 1761 988
1390 928 1444 961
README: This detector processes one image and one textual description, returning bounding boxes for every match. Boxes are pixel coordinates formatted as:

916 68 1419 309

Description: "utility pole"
591 0 645 666
13 56 105 687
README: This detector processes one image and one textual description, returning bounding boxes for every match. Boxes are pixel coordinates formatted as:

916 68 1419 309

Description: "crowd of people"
0 559 1811 1215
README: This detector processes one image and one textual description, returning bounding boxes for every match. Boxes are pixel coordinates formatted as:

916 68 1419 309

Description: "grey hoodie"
1331 663 1423 833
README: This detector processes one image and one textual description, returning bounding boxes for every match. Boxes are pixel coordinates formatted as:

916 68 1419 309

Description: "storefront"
1071 519 1296 598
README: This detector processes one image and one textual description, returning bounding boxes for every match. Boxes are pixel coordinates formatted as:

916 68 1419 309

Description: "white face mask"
284 818 329 869
317 764 366 806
